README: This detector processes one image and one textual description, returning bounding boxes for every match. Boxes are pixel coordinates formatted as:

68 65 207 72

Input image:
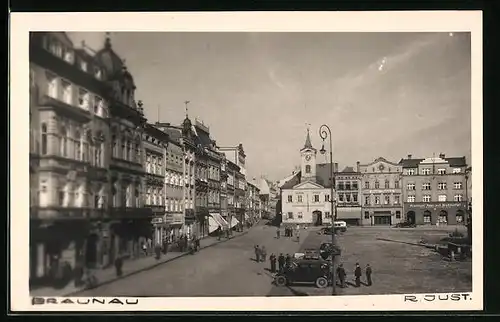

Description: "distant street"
76 224 311 297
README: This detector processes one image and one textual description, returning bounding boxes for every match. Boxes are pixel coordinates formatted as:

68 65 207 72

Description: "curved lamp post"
319 124 337 296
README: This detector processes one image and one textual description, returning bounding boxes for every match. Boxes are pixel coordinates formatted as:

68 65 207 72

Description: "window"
298 212 303 219
324 194 330 202
46 72 58 98
422 168 431 175
314 194 319 202
95 140 103 167
384 195 390 205
345 194 351 203
423 211 431 223
74 131 81 160
407 169 416 175
438 182 447 190
297 195 303 203
287 195 292 203
452 168 461 174
48 38 62 57
60 126 68 157
78 88 90 110
339 194 344 202
454 194 463 202
375 181 380 189
94 96 104 116
353 194 358 203
352 182 358 190
438 211 448 223
63 48 74 64
394 195 400 204
135 187 140 206
364 211 370 219
384 180 390 189
422 183 431 190
394 180 400 189
407 195 415 203
364 182 370 189
396 211 401 219
94 67 102 80
374 196 380 205
364 196 370 205
41 123 47 155
325 212 331 218
422 195 431 202
407 183 416 190
345 182 351 190
287 212 293 219
438 194 447 202
79 59 88 72
437 168 446 175
454 182 463 189
61 80 72 104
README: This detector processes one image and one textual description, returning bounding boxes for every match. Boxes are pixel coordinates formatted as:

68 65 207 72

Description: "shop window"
423 211 431 223
364 211 370 219
396 211 401 219
287 212 293 219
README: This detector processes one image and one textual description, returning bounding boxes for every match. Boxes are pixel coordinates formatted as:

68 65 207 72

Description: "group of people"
254 246 295 274
254 245 268 262
336 262 372 288
276 225 303 242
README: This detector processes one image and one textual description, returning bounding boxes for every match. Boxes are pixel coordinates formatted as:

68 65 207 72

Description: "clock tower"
300 128 317 182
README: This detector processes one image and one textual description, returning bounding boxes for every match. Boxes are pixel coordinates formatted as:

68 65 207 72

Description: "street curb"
66 230 250 296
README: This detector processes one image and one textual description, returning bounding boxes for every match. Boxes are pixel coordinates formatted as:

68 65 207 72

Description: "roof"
341 166 355 173
399 156 467 168
446 157 467 167
93 36 135 85
280 172 302 189
360 157 400 167
303 129 313 150
315 164 333 188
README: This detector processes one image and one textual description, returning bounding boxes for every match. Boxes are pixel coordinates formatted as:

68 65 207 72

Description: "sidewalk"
30 229 250 297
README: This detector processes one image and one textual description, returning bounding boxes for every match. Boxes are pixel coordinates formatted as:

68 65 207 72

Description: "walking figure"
336 263 346 288
254 245 261 262
270 253 277 273
276 228 281 239
278 253 285 272
114 255 123 277
366 264 372 286
354 263 362 287
261 246 267 262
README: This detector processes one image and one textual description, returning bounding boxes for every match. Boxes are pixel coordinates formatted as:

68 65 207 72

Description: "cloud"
268 68 285 89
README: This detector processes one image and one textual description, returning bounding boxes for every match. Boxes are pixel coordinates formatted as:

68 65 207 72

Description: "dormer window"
63 48 74 64
94 67 102 80
79 59 88 72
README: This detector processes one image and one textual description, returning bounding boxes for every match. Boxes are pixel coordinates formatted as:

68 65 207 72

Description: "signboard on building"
365 189 400 194
407 202 465 209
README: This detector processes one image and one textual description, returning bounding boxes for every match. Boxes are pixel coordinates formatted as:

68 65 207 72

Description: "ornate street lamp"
319 124 337 296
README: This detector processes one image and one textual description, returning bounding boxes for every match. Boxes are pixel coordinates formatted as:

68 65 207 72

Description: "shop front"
184 209 196 239
335 206 362 226
361 207 403 226
208 212 229 235
404 202 467 226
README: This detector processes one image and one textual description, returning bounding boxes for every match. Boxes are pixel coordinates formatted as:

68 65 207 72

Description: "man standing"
354 263 362 287
254 245 261 262
261 246 267 262
276 227 281 239
270 253 277 273
278 253 285 272
285 253 292 267
366 264 373 286
336 263 346 288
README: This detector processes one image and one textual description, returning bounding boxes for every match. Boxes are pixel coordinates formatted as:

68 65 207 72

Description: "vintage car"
320 221 347 234
274 258 332 288
319 242 342 260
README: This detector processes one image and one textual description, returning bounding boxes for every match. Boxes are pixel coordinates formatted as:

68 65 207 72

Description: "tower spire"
303 123 313 149
184 100 190 118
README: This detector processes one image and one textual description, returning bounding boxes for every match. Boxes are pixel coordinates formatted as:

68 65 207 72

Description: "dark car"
274 258 332 288
395 221 416 228
319 242 342 260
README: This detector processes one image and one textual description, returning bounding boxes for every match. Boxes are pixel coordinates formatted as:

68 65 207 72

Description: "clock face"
305 155 311 161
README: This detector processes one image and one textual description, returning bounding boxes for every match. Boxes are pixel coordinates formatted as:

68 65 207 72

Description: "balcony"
39 94 92 122
31 207 106 221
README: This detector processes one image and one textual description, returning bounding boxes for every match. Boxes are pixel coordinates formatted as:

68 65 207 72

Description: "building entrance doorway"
406 211 416 224
312 211 323 226
85 234 98 268
374 215 392 225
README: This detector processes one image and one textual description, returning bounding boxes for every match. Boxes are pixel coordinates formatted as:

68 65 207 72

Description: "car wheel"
315 276 328 288
275 275 287 287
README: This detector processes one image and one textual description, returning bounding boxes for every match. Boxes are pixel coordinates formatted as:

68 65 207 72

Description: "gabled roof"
399 156 467 168
279 172 302 190
341 166 355 173
360 157 400 167
292 180 326 190
446 157 467 167
398 158 424 167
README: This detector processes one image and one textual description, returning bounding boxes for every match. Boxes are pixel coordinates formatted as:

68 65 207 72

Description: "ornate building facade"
29 32 111 285
220 144 247 225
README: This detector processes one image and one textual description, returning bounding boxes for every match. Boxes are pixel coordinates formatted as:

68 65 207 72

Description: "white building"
281 129 334 226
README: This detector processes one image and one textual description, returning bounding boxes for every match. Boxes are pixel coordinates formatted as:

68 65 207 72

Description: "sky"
67 32 471 181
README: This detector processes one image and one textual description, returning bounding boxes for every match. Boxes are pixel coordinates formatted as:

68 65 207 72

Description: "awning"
244 213 250 220
208 213 229 233
336 207 362 219
229 217 240 228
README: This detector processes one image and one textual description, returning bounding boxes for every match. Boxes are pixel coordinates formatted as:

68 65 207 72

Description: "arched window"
305 164 311 174
41 123 48 155
439 210 448 224
374 181 380 189
60 126 68 157
146 187 152 205
385 180 390 189
74 131 81 160
135 186 140 207
95 134 103 167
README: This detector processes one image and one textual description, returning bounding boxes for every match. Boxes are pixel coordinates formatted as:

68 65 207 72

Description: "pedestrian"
154 243 162 260
336 263 346 288
261 246 267 262
270 253 277 273
278 253 285 272
142 242 148 256
217 225 222 240
366 264 372 286
354 263 362 287
290 227 293 238
296 229 300 243
276 227 281 239
286 227 289 237
114 254 123 277
254 245 261 262
285 253 292 267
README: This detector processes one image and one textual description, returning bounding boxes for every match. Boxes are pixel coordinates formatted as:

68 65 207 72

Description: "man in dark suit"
354 263 362 287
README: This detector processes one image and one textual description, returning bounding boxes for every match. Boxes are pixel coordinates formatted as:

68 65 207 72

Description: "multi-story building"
142 123 169 246
359 157 403 226
179 116 197 238
29 32 111 285
94 37 152 263
320 163 362 226
246 180 261 223
219 154 229 228
400 154 468 225
220 144 247 225
157 123 185 240
260 177 279 221
280 129 334 226
227 160 241 228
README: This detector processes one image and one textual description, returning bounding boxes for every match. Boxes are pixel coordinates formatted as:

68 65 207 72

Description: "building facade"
281 129 333 226
179 116 197 238
359 157 403 226
400 154 468 225
332 164 362 226
246 180 261 223
219 154 230 229
226 160 241 228
29 32 111 285
142 123 169 246
220 144 247 225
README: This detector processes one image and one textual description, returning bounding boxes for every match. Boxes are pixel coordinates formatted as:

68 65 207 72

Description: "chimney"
439 153 445 159
356 161 360 172
407 154 412 159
